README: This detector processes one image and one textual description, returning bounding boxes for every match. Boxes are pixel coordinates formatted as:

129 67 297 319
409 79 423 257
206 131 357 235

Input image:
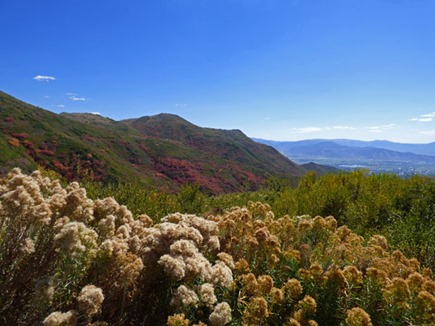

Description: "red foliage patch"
11 133 29 140
38 149 55 156
52 160 69 172
22 141 34 149
154 158 227 194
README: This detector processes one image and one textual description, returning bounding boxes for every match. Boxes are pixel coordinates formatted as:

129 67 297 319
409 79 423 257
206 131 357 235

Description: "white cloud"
367 124 395 133
34 75 56 82
292 127 322 133
410 112 435 122
66 92 86 101
69 96 86 101
175 103 187 107
410 117 432 122
419 130 435 136
367 124 394 131
421 112 435 117
332 125 356 130
290 125 356 134
90 112 101 115
57 104 65 108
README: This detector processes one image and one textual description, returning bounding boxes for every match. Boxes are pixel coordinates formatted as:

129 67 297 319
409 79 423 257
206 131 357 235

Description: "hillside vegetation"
83 169 435 271
1 168 433 325
0 91 306 194
1 91 434 325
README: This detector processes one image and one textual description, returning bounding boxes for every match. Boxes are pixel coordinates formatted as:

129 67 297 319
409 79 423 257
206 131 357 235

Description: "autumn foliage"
0 169 434 325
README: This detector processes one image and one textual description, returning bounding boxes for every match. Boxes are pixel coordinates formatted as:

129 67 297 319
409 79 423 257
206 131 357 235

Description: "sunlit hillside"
1 169 434 325
0 91 306 194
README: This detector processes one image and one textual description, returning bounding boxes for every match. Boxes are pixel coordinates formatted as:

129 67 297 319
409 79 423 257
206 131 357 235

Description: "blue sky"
1 0 435 143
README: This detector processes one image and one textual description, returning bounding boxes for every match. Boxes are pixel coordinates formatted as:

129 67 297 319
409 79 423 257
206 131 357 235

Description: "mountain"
332 139 435 156
122 114 305 178
253 138 435 175
301 162 340 174
0 91 306 193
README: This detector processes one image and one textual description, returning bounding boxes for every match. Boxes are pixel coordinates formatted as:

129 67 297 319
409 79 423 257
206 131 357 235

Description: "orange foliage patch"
8 137 20 147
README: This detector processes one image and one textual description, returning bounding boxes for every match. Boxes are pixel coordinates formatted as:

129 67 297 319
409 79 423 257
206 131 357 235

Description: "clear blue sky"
2 0 435 143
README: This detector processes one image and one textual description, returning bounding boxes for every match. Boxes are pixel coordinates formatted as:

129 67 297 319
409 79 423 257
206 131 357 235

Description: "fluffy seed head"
199 283 217 307
43 310 78 326
171 285 199 308
167 313 189 326
209 302 232 326
77 285 104 317
285 278 303 300
345 307 373 326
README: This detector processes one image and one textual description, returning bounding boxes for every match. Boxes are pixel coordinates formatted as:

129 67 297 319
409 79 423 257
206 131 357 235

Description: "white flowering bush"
0 169 233 325
0 169 434 325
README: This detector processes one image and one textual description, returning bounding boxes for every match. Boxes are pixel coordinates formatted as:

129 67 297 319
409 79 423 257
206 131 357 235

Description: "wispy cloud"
291 127 322 134
410 112 435 122
419 130 435 136
70 96 86 101
290 125 356 134
67 93 86 101
367 124 395 133
175 103 187 107
411 117 432 122
421 112 435 117
56 104 65 108
34 75 56 82
332 125 356 130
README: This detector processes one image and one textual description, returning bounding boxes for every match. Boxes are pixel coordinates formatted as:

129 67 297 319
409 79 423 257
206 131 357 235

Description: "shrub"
1 169 433 325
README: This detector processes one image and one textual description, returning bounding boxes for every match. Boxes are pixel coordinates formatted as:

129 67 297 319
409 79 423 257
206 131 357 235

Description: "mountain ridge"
1 91 308 193
253 138 435 175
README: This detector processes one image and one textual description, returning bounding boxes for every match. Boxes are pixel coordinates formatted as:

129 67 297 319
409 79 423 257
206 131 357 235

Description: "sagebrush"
0 169 434 325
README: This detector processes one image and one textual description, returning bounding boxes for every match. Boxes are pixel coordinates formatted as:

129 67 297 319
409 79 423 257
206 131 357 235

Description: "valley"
254 138 435 175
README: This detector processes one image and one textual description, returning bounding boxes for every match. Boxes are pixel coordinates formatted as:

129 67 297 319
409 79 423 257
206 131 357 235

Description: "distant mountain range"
1 91 329 194
253 138 435 175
